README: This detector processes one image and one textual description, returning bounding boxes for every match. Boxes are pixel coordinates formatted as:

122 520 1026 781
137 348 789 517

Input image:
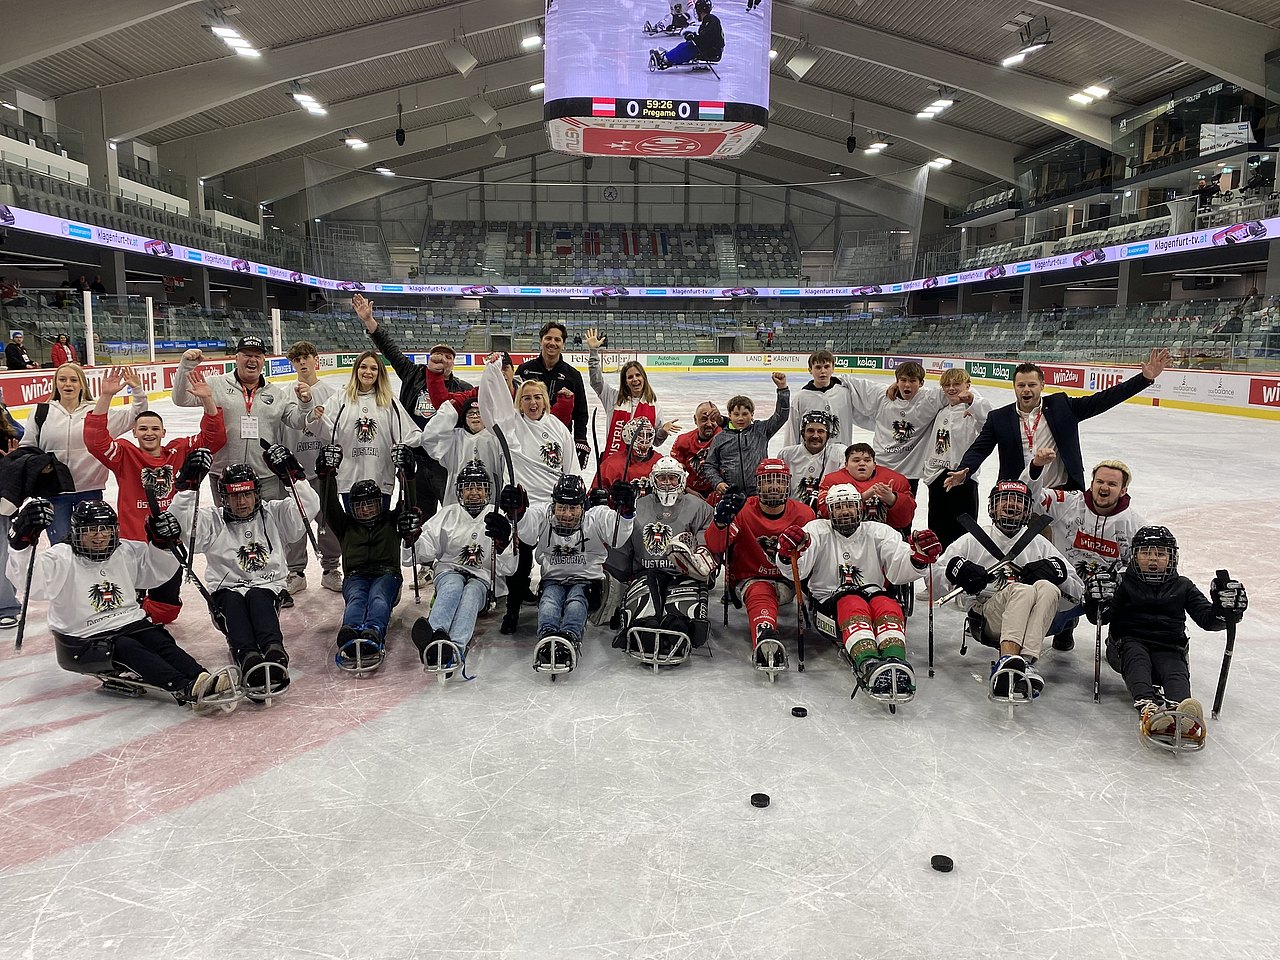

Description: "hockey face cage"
1131 525 1178 583
349 480 384 526
755 458 791 507
552 502 586 537
826 484 863 536
70 502 120 563
651 456 687 506
219 466 262 523
621 416 656 451
456 462 493 517
988 481 1032 536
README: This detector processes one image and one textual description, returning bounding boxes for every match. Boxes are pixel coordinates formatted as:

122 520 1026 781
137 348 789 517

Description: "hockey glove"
484 511 513 550
264 443 305 482
391 443 415 478
1019 557 1068 586
610 479 637 518
946 557 992 594
1211 578 1248 621
588 488 612 509
1083 569 1118 622
9 497 53 549
498 483 529 520
576 440 591 470
174 448 212 492
713 489 746 527
909 529 942 567
315 444 343 480
396 507 423 547
776 523 811 563
146 511 182 550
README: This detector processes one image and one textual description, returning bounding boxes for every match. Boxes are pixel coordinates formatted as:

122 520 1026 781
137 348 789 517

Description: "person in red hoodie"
704 459 815 675
818 442 915 530
85 367 226 622
670 400 723 501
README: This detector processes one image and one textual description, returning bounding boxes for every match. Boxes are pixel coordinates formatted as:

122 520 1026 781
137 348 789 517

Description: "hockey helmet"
219 464 262 522
988 480 1032 535
620 415 656 452
825 484 863 536
694 0 712 17
70 499 120 563
349 479 384 526
800 409 833 436
551 474 587 536
1130 525 1178 583
456 460 492 517
650 456 687 507
755 458 791 507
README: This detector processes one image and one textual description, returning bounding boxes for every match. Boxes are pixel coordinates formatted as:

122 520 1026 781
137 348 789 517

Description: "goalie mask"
456 461 492 517
620 415 656 455
219 464 262 523
825 484 863 537
551 474 588 536
1130 525 1178 583
650 456 687 507
70 499 120 563
988 480 1032 536
349 479 384 527
755 458 791 508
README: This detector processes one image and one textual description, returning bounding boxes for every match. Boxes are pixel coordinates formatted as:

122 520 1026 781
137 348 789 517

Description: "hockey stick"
721 540 733 626
398 465 420 604
491 424 520 556
13 537 37 652
789 554 806 673
259 440 319 553
1211 568 1236 721
610 441 633 548
144 485 212 603
926 570 935 678
1093 611 1103 704
937 514 1052 605
183 460 204 584
590 408 604 492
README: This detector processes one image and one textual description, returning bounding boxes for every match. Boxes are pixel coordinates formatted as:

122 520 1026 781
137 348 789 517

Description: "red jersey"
592 447 660 493
705 498 816 584
817 464 915 529
671 426 721 498
85 409 227 541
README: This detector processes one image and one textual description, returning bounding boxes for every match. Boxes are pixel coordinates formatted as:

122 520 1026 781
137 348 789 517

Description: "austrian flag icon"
591 98 616 117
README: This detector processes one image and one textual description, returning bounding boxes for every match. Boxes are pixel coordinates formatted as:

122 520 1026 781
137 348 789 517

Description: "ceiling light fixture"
1070 83 1111 106
864 139 889 153
784 44 819 81
489 133 507 159
769 49 778 60
1083 85 1110 98
827 166 842 177
529 81 545 94
443 40 478 78
468 96 498 125
235 47 261 57
375 167 395 177
929 157 953 168
343 131 368 149
1002 16 1051 67
291 84 327 116
521 34 543 49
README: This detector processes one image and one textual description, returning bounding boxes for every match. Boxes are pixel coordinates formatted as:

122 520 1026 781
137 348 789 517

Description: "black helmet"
1129 525 1178 583
988 480 1032 535
799 409 833 435
70 499 120 563
551 474 587 536
456 461 492 517
219 464 261 523
349 479 384 526
695 0 712 16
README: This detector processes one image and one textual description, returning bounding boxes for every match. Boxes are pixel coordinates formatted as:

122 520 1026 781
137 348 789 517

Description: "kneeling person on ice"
704 458 816 674
8 498 236 713
933 480 1084 701
776 485 941 698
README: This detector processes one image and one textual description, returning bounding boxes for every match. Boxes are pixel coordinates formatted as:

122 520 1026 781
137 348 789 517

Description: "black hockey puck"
791 706 808 718
750 793 770 808
930 855 954 873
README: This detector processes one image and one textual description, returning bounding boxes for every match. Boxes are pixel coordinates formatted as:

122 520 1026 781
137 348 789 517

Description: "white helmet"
825 483 863 536
650 456 687 507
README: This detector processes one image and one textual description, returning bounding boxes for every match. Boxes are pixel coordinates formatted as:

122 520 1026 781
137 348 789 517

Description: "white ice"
0 367 1277 960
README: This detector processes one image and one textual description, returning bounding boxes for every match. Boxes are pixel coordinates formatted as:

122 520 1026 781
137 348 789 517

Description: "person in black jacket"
353 294 471 523
1083 526 1247 745
946 348 1170 493
515 320 590 469
650 0 724 68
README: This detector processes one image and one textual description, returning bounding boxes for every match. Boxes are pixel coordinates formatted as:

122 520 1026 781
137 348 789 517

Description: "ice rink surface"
1 367 1277 960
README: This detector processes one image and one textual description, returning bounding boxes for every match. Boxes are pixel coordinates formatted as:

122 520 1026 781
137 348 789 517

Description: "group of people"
0 305 1249 746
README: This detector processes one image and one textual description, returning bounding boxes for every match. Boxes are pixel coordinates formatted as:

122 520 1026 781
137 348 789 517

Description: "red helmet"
756 458 791 507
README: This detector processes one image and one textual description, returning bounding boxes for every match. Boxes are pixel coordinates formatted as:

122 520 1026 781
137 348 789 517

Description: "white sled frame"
533 635 578 681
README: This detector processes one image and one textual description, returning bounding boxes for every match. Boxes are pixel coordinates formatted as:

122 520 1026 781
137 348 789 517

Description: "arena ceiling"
2 0 1277 211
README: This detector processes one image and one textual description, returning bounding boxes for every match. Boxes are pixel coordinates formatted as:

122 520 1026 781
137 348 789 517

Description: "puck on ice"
791 706 808 717
930 855 954 873
750 793 770 808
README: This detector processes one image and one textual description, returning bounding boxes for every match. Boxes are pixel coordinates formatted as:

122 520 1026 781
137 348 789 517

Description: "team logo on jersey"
459 543 484 568
862 495 888 523
642 521 675 554
88 580 127 613
797 476 820 505
934 428 949 456
354 416 378 442
837 562 865 589
539 441 563 469
756 535 780 564
551 542 580 561
140 465 175 498
236 541 269 572
414 394 436 418
891 420 916 443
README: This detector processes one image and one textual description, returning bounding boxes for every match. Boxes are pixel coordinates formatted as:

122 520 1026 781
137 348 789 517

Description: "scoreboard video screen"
543 0 771 158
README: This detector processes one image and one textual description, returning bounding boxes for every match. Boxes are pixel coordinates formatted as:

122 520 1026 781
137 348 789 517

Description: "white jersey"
8 539 177 638
168 484 318 594
777 442 843 508
930 523 1085 613
921 396 993 484
478 359 578 503
782 519 923 602
842 379 948 478
317 390 423 495
21 394 147 491
410 502 517 594
279 378 340 479
419 402 505 493
519 504 629 583
786 379 860 446
1024 476 1145 579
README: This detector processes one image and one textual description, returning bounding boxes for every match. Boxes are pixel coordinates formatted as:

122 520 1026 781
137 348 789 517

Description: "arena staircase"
714 233 738 284
483 231 508 281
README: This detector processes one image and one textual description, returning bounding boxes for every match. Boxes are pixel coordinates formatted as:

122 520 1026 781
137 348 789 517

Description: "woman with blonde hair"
20 362 147 543
585 328 676 456
317 350 421 500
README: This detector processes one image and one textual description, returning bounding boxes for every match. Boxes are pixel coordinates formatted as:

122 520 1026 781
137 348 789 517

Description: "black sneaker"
1051 629 1075 652
279 590 294 609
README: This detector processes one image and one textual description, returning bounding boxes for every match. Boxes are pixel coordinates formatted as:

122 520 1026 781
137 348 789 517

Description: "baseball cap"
429 343 456 357
235 335 267 353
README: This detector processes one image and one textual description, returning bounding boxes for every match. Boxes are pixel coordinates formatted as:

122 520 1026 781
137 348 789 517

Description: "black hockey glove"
498 483 528 520
1083 569 1118 622
484 511 513 550
588 488 612 509
1211 578 1248 622
9 497 53 549
1019 557 1068 586
576 440 591 470
713 489 746 527
610 479 637 518
146 511 182 550
396 506 423 546
391 443 415 478
174 448 212 492
264 443 305 482
315 444 343 480
947 557 992 594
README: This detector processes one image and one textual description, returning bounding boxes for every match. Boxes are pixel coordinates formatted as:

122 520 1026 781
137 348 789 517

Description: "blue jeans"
429 570 489 646
48 489 105 545
341 573 402 639
0 517 19 617
665 40 698 65
538 580 590 642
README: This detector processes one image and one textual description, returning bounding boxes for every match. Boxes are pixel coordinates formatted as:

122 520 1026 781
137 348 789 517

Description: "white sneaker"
415 567 433 589
321 569 343 592
286 572 307 594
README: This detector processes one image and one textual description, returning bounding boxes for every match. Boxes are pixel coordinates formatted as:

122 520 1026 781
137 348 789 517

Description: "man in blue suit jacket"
946 348 1170 493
